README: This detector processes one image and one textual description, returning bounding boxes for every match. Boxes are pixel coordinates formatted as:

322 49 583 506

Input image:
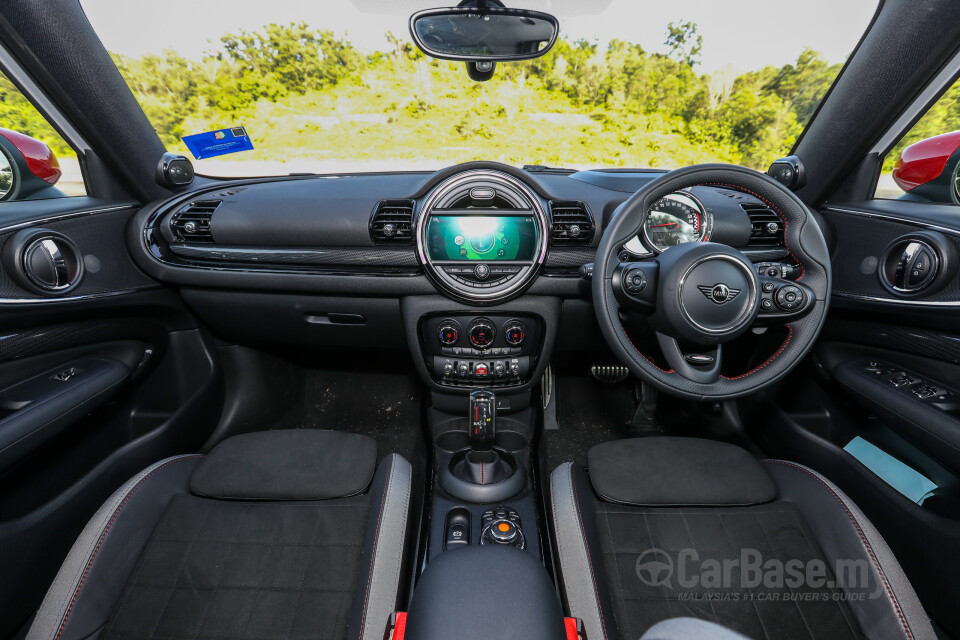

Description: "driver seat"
550 437 936 640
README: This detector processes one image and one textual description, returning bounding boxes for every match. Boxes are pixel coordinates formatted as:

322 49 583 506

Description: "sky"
80 0 878 75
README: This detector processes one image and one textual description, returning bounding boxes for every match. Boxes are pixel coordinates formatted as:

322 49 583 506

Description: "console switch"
480 506 525 549
445 523 469 548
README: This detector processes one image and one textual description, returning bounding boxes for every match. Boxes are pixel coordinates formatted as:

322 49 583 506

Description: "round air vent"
2 228 84 295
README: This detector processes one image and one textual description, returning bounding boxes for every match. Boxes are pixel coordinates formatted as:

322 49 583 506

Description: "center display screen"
426 215 539 261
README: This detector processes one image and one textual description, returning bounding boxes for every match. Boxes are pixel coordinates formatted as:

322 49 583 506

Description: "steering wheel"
593 164 832 400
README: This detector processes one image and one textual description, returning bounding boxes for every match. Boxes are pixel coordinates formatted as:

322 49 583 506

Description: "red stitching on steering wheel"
721 326 794 380
616 179 810 382
618 320 674 374
697 181 806 280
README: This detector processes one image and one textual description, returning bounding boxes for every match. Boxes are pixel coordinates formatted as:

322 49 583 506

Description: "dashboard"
130 161 788 306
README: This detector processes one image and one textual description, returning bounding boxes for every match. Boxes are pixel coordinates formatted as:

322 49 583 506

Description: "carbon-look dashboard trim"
822 204 960 307
822 205 960 238
169 244 420 267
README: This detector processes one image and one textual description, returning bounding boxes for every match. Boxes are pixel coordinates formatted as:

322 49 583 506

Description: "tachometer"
641 192 710 252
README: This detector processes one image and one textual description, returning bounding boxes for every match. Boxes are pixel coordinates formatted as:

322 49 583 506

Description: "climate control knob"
503 320 526 346
438 320 461 346
468 318 496 348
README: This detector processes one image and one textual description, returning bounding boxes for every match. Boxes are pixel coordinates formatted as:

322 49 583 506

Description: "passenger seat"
26 430 412 640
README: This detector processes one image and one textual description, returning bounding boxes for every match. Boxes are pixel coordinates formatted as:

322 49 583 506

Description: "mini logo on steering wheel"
699 283 740 304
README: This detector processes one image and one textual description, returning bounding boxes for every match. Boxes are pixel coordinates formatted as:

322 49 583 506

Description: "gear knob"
468 390 496 448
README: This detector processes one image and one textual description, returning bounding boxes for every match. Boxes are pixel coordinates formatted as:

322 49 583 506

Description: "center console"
425 388 542 563
421 313 542 387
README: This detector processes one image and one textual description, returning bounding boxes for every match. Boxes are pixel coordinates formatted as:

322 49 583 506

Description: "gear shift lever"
469 390 496 449
442 388 524 497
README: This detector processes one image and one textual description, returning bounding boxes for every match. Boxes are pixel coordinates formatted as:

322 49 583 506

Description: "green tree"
0 72 72 156
665 21 702 67
883 79 960 171
763 48 840 124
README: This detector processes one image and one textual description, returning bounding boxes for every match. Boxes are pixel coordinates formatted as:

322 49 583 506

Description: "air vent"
742 203 784 247
370 200 415 244
171 200 219 243
549 201 594 245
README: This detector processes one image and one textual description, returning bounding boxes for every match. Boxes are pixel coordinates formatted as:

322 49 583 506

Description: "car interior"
1 0 960 639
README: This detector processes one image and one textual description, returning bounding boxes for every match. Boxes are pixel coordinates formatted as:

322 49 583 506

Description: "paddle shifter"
469 390 496 448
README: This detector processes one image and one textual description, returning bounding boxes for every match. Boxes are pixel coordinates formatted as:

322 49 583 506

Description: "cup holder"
436 430 528 453
440 447 526 502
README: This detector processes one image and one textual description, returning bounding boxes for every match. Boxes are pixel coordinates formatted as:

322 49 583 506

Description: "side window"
0 69 86 201
876 78 960 203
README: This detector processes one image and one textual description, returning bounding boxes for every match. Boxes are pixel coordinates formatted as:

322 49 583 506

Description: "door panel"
743 199 960 636
0 201 223 639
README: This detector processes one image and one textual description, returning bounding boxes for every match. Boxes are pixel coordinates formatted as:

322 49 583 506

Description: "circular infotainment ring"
416 169 550 304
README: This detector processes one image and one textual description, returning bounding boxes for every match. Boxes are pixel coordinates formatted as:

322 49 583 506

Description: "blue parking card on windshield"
182 126 254 160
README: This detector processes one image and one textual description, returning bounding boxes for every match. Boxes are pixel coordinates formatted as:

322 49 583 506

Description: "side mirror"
0 128 64 201
892 130 960 204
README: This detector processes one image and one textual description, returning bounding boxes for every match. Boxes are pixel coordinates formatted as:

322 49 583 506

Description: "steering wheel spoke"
612 261 659 312
655 332 723 384
754 275 816 325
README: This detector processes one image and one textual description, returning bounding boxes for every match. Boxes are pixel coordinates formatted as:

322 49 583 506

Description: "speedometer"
641 192 710 252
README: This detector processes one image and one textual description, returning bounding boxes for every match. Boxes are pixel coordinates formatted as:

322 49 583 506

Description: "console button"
446 522 469 548
775 285 804 310
474 263 490 280
623 268 647 294
437 320 460 346
504 320 526 346
475 362 489 378
490 519 519 543
468 318 496 348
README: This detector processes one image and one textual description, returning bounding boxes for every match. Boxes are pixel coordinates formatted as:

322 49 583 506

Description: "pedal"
590 363 629 384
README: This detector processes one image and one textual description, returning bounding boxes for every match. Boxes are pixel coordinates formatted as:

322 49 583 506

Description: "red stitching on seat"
569 465 610 640
359 456 393 640
55 455 204 640
764 460 914 640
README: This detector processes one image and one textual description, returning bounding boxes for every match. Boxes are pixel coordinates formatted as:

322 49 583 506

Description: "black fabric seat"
550 437 936 640
26 430 413 640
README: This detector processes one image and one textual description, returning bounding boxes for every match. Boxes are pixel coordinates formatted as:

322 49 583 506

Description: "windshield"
80 0 877 176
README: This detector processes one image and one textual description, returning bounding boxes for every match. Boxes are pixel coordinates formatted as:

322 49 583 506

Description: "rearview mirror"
409 6 559 62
